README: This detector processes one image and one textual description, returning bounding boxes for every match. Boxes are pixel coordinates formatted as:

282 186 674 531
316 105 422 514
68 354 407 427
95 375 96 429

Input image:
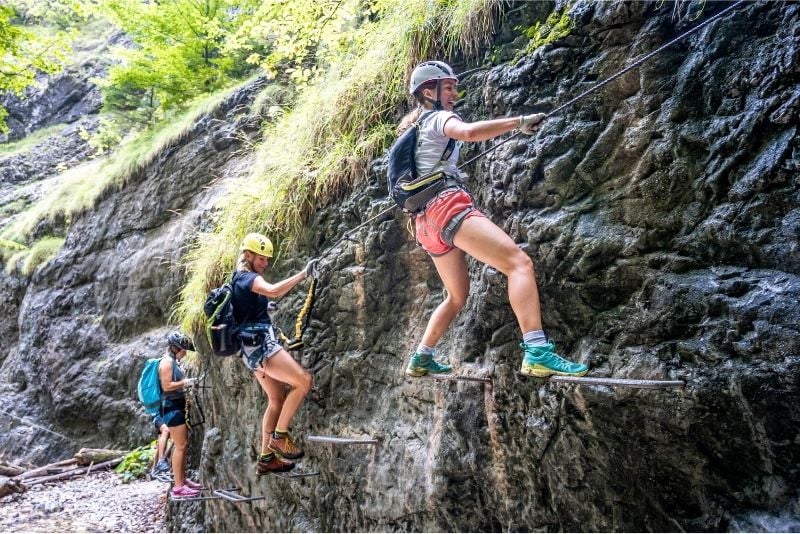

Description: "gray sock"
417 344 435 355
523 330 547 346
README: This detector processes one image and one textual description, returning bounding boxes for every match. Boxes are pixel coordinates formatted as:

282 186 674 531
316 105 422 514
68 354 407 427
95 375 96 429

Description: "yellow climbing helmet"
240 232 273 257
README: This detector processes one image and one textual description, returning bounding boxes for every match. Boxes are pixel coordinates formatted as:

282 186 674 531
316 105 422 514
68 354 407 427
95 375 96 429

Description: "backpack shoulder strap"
417 110 437 126
417 110 456 163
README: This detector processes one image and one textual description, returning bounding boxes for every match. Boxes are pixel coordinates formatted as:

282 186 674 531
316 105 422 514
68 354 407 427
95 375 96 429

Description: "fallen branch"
16 458 77 480
24 458 123 487
74 448 130 466
0 462 25 477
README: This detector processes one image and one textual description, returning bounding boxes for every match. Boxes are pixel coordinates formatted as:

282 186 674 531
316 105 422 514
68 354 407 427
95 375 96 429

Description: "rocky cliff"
1 1 799 532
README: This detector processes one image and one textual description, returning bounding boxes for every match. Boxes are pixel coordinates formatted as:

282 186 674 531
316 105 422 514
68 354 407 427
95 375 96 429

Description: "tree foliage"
0 3 70 133
96 0 379 124
97 0 264 123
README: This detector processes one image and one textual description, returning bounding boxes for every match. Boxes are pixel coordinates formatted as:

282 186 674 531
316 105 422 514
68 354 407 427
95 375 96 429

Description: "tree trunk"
74 448 130 466
0 476 26 498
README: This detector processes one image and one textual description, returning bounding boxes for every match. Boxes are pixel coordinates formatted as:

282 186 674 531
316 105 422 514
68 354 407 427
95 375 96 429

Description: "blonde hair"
235 252 254 273
397 81 439 134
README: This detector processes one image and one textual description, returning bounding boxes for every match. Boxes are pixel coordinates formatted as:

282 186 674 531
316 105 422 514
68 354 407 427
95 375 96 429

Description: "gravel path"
0 471 166 532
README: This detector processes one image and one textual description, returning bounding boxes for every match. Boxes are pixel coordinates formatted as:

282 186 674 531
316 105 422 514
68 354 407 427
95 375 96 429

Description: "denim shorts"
240 323 282 370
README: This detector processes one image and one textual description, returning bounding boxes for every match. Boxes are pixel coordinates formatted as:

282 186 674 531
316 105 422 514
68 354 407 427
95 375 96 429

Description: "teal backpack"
137 357 173 415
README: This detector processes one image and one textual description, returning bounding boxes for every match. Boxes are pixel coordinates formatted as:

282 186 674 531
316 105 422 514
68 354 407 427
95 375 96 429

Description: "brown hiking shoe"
256 454 295 476
268 433 305 460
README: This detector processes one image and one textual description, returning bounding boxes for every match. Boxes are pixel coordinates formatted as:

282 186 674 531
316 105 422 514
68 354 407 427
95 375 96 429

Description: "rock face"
1 1 798 532
0 77 269 463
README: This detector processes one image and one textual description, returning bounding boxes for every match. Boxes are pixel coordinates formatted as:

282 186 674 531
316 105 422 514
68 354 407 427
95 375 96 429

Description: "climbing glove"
183 378 197 388
519 113 546 135
304 258 319 278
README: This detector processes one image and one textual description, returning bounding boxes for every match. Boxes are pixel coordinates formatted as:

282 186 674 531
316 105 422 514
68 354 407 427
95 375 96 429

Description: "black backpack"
387 110 455 213
204 279 241 357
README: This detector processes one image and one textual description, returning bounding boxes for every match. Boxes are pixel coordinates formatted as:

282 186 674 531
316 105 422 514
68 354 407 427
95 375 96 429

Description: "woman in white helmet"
399 60 588 379
232 232 317 475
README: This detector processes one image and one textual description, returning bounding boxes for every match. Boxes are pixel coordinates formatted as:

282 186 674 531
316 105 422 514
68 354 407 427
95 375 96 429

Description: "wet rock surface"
0 0 798 532
193 1 799 531
0 471 165 533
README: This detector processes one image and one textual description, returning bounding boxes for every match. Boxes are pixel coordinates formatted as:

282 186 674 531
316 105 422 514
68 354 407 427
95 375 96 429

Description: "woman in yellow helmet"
398 61 588 379
232 232 317 475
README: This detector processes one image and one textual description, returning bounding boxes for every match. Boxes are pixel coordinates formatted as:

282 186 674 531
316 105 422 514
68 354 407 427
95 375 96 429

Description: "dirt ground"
0 470 166 533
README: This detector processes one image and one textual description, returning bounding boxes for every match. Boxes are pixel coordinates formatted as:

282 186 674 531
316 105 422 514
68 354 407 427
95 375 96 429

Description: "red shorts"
415 188 486 256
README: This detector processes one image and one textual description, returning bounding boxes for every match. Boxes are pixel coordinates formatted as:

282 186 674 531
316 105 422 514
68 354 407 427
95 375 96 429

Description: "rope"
0 407 75 443
316 0 745 261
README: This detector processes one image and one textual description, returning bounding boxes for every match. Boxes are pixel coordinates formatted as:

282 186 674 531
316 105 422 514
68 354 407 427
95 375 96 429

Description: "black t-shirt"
232 271 271 325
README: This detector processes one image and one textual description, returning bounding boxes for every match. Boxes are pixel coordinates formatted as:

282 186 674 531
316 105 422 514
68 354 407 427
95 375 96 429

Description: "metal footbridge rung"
271 471 320 479
545 375 685 389
306 435 378 446
411 374 492 384
212 488 266 502
171 487 237 503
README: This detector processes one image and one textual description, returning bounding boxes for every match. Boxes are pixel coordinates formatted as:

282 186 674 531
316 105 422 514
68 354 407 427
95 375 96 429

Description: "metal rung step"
307 435 378 446
212 488 265 502
271 470 320 479
409 374 492 384
540 375 685 389
171 487 235 502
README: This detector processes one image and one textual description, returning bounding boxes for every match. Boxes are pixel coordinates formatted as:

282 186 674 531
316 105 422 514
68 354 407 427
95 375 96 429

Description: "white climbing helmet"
408 61 458 95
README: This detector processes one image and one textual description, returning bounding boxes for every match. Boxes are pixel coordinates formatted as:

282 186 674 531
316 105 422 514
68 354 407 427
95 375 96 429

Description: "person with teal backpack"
137 332 199 499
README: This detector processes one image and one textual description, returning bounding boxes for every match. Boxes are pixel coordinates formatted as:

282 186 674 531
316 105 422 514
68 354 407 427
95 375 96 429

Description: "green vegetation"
0 2 74 132
2 0 505 330
3 236 64 276
518 7 573 59
1 80 248 254
0 123 66 156
177 0 501 332
115 443 156 483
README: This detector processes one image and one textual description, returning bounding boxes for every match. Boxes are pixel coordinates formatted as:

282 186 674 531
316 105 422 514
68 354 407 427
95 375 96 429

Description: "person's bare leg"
259 350 312 430
254 372 286 452
170 424 189 486
422 248 470 346
453 216 542 332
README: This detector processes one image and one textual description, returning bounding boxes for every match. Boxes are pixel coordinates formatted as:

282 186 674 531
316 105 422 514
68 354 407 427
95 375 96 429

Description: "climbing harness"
277 276 318 351
316 0 746 262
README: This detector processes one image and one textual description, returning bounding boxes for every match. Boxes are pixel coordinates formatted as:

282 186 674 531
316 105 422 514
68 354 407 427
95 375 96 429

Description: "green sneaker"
405 351 452 377
520 342 588 377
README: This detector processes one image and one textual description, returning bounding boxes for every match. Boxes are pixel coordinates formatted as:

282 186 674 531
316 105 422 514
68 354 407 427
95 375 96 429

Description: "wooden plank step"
307 435 378 446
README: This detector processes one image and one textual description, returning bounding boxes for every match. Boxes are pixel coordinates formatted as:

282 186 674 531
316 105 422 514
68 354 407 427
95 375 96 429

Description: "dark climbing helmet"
167 331 194 352
240 232 273 257
409 61 458 95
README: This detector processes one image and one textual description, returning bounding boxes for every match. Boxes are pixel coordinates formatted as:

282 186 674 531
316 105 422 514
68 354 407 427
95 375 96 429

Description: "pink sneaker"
184 479 203 490
171 484 200 499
